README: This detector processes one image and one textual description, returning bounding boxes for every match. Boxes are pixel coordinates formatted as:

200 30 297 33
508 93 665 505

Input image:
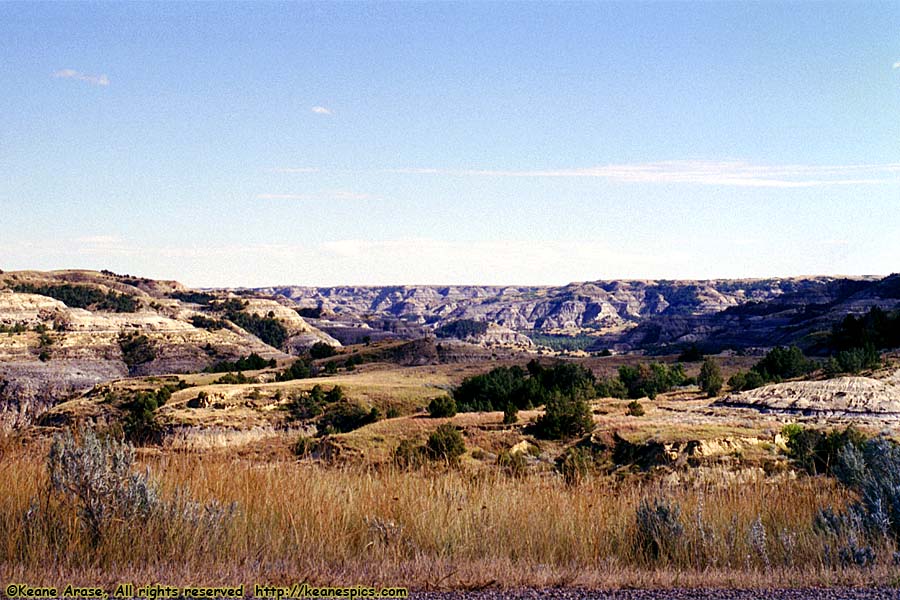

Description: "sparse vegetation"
190 314 227 330
617 362 687 400
435 319 488 339
170 291 218 305
309 341 338 359
206 353 275 373
118 332 156 369
277 358 313 381
728 346 813 391
13 283 138 312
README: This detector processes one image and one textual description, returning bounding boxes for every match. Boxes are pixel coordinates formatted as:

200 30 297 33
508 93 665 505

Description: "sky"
1 1 899 288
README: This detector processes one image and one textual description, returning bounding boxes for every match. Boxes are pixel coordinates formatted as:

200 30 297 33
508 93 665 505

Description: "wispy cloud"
267 167 320 174
386 160 900 188
311 106 332 115
53 69 109 86
894 61 900 69
256 190 374 201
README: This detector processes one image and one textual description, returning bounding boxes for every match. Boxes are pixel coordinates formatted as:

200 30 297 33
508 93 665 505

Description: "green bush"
425 423 466 464
309 342 337 359
213 372 251 385
454 360 596 413
292 435 318 457
393 439 427 469
227 311 288 349
531 391 593 440
118 333 155 370
752 345 812 381
190 315 227 330
502 402 518 424
427 396 457 418
697 357 724 397
618 363 686 400
781 424 867 475
677 344 704 362
317 400 378 436
825 345 881 376
207 353 275 373
626 400 645 417
277 359 312 381
14 283 138 312
435 319 488 339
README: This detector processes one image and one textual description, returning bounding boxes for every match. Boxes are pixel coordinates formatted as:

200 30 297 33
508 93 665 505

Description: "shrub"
292 435 318 457
309 342 337 359
677 344 704 362
814 437 900 565
46 428 158 544
531 391 593 440
428 396 457 418
635 497 684 562
697 357 724 397
288 385 328 420
278 359 312 381
317 401 378 435
502 402 518 424
393 439 427 469
214 372 251 385
752 345 812 381
227 311 288 349
453 360 596 413
497 450 528 478
121 390 165 444
13 283 138 312
626 400 645 417
170 291 217 305
728 369 765 391
435 319 489 339
825 345 881 376
781 424 867 475
42 428 235 549
118 332 155 370
190 315 227 330
207 353 275 373
556 446 591 486
425 423 466 464
618 363 686 400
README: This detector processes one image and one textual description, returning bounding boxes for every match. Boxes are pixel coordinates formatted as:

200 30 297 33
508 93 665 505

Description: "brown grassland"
2 354 900 591
0 430 898 591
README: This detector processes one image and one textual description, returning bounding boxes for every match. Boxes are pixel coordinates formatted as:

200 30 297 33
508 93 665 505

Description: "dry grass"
1 441 897 590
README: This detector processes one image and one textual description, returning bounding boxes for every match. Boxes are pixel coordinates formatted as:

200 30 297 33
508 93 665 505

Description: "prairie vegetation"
1 428 898 589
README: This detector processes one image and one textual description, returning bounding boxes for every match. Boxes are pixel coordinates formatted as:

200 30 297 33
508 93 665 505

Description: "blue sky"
1 1 899 287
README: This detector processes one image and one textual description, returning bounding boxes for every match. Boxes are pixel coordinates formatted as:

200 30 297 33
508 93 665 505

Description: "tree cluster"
14 283 138 312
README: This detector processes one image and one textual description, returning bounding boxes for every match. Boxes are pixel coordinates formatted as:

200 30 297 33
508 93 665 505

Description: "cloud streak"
894 61 900 69
311 106 332 115
256 190 374 201
267 167 320 174
53 69 109 86
386 160 900 188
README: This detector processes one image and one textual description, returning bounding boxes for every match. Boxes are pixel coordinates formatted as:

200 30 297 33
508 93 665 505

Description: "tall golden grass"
0 441 896 590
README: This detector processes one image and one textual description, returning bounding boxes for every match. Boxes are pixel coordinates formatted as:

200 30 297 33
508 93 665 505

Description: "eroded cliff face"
0 270 339 425
262 277 886 346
